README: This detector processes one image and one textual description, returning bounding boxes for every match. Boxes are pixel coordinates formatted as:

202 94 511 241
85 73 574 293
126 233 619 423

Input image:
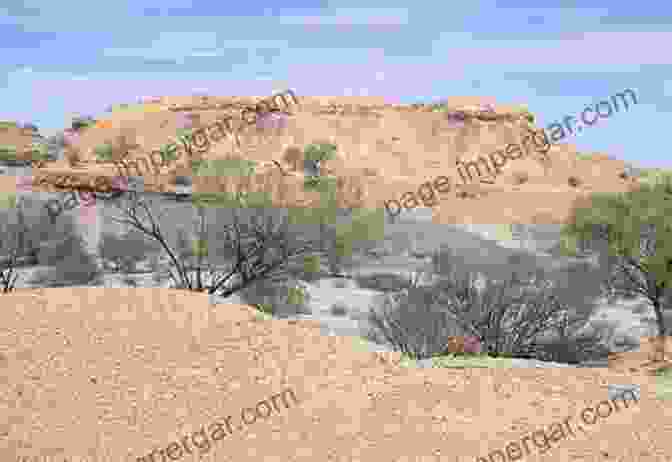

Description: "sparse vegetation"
240 277 312 318
366 254 610 363
0 207 24 293
576 153 594 161
94 142 115 162
192 156 257 177
0 145 18 161
560 177 672 338
302 141 337 181
103 191 322 297
71 115 96 131
28 141 53 166
302 254 321 280
303 141 337 164
430 103 450 112
159 143 179 163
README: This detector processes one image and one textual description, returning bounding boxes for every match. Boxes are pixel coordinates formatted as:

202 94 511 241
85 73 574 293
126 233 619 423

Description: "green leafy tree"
559 174 672 337
298 167 384 276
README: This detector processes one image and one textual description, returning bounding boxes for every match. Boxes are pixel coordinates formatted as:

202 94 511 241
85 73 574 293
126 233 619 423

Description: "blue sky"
1 0 670 168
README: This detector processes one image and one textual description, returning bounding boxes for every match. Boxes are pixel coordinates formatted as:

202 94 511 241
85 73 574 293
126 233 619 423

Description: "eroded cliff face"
3 95 639 225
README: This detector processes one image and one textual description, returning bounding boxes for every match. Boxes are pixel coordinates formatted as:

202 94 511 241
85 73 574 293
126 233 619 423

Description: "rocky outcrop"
13 95 643 225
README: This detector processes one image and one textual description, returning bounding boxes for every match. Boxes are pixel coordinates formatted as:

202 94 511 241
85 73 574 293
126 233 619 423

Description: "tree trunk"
652 296 666 337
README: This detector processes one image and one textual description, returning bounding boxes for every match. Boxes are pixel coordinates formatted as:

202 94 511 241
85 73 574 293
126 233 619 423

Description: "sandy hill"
1 287 669 462
3 94 641 225
0 121 38 163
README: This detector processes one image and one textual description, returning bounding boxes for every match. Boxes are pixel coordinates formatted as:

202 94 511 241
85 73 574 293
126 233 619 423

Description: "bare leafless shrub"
0 195 84 292
366 254 609 363
365 271 467 359
98 229 160 273
0 253 19 292
105 191 321 298
433 269 608 362
0 218 22 293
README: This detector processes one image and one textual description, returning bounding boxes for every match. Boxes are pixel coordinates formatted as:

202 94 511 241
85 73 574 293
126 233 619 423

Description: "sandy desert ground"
1 288 672 462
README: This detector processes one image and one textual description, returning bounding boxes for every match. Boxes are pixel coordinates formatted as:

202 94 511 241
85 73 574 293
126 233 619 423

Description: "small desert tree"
0 198 24 292
559 174 672 338
106 190 323 297
300 167 383 277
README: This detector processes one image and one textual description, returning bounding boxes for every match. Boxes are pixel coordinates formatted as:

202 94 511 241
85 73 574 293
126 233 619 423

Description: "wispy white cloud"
429 31 672 70
102 32 289 62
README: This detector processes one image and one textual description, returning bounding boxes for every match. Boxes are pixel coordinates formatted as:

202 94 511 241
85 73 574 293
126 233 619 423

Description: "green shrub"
303 175 336 192
0 145 18 161
94 143 115 162
0 193 17 210
576 153 594 161
194 157 257 177
191 190 272 209
304 142 337 163
637 168 672 189
253 303 274 315
0 121 17 129
71 116 96 131
655 366 672 401
190 159 206 175
192 238 208 258
159 143 178 162
286 285 305 305
240 278 312 318
303 254 321 278
176 127 194 144
28 142 50 162
557 232 580 257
